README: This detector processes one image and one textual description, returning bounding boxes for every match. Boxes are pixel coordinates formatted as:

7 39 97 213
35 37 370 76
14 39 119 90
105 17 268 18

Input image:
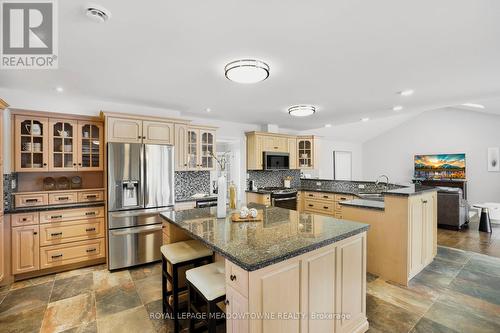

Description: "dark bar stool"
186 261 226 333
160 240 213 332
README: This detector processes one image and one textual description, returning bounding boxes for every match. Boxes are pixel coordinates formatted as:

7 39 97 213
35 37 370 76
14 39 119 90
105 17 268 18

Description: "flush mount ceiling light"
393 105 403 111
224 59 270 84
86 5 111 23
461 103 485 109
398 89 414 97
288 105 316 117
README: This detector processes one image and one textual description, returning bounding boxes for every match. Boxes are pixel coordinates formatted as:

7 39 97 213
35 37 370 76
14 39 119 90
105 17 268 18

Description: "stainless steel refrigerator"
107 143 174 270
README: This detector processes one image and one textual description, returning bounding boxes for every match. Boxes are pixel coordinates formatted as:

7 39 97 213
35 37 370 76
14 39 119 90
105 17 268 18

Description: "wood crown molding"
100 111 191 125
245 131 302 139
0 98 9 110
10 108 102 122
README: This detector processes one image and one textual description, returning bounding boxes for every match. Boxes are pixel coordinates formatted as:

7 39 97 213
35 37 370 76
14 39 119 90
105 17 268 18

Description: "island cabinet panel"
245 193 271 207
12 225 40 274
226 285 250 333
336 235 367 333
227 232 368 333
303 248 336 333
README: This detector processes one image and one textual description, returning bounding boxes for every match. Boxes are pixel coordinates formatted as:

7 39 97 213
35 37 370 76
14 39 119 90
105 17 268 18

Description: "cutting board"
231 212 263 222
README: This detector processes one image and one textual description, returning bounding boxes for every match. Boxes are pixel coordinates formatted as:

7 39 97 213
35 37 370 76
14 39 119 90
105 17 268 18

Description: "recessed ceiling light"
205 108 211 113
55 87 64 93
361 117 370 122
393 105 403 111
461 103 485 109
225 59 270 84
288 105 316 117
398 89 414 97
325 124 332 128
86 5 111 23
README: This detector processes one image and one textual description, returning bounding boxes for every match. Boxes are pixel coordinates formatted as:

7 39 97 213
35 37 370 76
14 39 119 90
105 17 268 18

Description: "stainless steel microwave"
263 152 290 170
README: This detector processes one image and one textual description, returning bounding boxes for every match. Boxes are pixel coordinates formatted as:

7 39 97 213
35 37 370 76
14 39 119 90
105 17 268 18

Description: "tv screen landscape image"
414 153 466 180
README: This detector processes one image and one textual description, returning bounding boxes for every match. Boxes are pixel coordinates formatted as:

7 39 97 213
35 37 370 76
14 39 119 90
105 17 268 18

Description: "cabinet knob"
143 136 146 139
73 163 77 166
224 299 230 305
138 136 141 139
78 163 82 166
33 231 38 235
230 274 237 281
184 163 187 166
43 163 47 166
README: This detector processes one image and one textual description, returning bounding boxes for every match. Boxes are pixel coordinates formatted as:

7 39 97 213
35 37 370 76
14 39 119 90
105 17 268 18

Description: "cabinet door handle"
142 136 146 139
422 200 428 204
323 196 329 199
85 227 96 232
51 215 63 219
86 195 97 199
308 204 313 207
58 197 69 200
50 232 63 236
51 254 63 259
230 274 237 281
323 206 329 209
308 194 313 197
22 218 28 221
85 211 96 216
26 199 38 203
86 248 97 253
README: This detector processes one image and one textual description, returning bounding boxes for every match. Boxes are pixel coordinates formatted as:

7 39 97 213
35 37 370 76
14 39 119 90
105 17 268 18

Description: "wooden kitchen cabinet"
187 126 216 171
143 120 174 144
262 136 287 152
14 115 49 172
48 119 78 171
77 121 104 171
107 117 143 143
174 123 188 171
12 225 40 274
297 136 314 169
288 138 297 169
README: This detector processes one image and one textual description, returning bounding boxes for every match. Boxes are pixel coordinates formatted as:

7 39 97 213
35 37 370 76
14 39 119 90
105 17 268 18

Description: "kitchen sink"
357 193 385 202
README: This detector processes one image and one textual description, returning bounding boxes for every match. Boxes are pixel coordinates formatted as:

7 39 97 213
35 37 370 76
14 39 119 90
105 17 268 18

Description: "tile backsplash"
175 171 211 200
300 178 402 193
3 173 17 212
247 170 301 189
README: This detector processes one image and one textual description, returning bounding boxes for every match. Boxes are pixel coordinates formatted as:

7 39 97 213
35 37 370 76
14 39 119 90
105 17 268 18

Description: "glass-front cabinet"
15 116 49 172
200 130 215 170
187 127 216 171
49 119 77 171
15 115 103 172
77 121 103 171
297 136 314 169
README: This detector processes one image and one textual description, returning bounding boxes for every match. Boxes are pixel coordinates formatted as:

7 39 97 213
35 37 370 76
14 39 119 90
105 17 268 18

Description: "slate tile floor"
1 246 500 333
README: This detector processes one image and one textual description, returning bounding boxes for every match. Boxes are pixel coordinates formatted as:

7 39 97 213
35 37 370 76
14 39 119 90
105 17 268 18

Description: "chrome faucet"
375 175 389 190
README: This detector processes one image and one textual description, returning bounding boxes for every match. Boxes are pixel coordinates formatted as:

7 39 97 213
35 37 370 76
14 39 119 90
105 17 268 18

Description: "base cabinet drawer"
39 218 105 246
11 212 40 227
226 260 249 298
304 200 335 215
40 206 105 223
40 238 105 269
78 191 104 202
14 193 48 208
48 192 78 205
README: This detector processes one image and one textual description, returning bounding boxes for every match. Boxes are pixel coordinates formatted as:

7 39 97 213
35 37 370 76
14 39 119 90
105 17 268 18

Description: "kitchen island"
161 204 370 333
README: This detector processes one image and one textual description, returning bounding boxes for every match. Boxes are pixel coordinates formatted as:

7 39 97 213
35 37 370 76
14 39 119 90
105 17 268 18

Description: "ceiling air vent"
86 5 111 23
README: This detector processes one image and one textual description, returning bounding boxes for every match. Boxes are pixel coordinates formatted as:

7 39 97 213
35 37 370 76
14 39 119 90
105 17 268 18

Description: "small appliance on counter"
248 180 257 191
283 176 292 188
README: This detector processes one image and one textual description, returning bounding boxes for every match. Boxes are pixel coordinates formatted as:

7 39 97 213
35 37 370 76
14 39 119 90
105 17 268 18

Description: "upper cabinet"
297 136 314 169
186 127 216 171
102 113 217 172
107 117 174 145
15 116 49 172
246 132 315 170
77 121 104 171
14 114 104 172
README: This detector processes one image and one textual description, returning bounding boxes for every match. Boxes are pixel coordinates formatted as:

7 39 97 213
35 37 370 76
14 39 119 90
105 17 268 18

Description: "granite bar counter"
161 204 370 333
160 204 368 271
340 199 385 211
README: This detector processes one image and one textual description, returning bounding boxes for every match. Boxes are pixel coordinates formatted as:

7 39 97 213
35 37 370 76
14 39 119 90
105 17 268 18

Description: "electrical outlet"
316 181 322 186
358 184 365 189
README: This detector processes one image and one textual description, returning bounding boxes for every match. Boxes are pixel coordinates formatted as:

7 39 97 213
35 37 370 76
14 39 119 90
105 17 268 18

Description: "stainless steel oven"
269 189 297 210
263 152 290 170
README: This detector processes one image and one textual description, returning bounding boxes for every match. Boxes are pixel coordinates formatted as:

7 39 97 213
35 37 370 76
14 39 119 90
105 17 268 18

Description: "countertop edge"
160 213 369 272
4 201 105 214
340 200 385 211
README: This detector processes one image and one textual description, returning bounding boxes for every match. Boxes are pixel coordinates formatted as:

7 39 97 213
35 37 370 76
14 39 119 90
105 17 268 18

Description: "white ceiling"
1 0 500 130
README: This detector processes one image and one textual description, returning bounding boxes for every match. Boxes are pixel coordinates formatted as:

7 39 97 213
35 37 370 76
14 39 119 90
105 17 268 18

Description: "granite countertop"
340 199 385 211
176 195 218 203
4 201 105 214
160 204 369 271
383 185 438 196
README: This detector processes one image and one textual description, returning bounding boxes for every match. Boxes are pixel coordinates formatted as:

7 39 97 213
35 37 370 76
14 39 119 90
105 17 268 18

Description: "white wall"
310 138 363 180
362 107 500 204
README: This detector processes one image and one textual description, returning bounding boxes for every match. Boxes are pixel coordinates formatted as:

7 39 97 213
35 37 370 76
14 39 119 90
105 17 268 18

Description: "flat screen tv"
414 153 466 180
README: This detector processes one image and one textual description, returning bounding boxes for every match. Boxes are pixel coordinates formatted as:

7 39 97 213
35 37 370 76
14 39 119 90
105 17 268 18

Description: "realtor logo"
1 0 58 69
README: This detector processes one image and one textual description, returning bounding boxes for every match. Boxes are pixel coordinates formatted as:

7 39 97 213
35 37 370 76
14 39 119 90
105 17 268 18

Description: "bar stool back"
160 240 213 332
